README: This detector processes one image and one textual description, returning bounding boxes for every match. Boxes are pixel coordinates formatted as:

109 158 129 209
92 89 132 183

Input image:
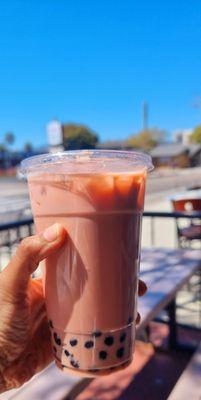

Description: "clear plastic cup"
21 150 153 377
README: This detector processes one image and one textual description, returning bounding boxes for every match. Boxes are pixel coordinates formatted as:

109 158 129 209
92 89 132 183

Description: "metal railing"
143 210 201 247
0 211 200 268
0 218 34 270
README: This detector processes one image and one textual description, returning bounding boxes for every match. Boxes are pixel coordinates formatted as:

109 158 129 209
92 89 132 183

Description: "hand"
0 224 67 393
136 279 147 324
0 224 147 393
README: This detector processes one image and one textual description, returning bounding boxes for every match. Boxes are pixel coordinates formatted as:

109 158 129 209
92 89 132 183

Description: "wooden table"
1 248 201 400
137 247 201 347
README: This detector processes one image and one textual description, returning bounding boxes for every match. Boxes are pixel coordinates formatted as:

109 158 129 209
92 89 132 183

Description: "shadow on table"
117 348 192 400
70 346 192 400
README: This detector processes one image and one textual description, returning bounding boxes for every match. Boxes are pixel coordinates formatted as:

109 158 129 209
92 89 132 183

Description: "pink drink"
22 150 152 377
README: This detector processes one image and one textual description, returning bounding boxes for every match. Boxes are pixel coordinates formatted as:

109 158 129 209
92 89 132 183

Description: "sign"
49 145 64 154
46 120 63 146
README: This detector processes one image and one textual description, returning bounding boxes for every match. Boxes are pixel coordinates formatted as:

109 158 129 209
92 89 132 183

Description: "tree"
147 128 167 143
24 142 33 152
190 125 201 143
5 132 15 146
127 128 167 151
0 144 6 153
62 123 98 150
127 130 157 151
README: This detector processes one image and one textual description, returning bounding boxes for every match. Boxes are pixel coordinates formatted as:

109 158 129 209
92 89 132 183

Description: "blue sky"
0 0 201 149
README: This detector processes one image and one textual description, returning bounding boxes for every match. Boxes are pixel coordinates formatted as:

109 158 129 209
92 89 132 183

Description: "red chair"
172 198 201 248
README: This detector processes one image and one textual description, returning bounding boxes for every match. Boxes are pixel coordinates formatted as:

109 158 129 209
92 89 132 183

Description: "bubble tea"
21 150 153 377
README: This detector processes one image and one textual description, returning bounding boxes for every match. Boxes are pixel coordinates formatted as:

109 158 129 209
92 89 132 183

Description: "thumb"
1 223 67 293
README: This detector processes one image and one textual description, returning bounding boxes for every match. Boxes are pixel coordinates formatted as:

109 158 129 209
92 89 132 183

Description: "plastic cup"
21 150 153 377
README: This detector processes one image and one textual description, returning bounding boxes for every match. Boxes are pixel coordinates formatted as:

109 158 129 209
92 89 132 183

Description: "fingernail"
43 224 59 242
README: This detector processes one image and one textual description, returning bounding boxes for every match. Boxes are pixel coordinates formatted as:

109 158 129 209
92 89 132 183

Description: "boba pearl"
70 360 79 368
64 349 70 357
99 350 107 360
120 332 126 342
104 336 114 346
92 331 102 337
53 332 61 346
116 347 124 358
70 339 78 347
85 340 94 349
49 320 53 329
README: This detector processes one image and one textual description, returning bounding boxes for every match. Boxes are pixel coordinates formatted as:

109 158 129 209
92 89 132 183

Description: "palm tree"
24 142 33 153
5 132 15 146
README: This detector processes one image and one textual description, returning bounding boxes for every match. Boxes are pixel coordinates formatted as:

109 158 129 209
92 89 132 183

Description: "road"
146 166 201 194
0 167 200 222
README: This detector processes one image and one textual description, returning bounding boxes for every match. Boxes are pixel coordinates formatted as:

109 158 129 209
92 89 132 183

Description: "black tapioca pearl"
92 331 102 338
88 368 99 373
116 347 125 358
49 320 53 329
99 350 107 360
70 339 78 347
104 336 114 346
64 349 70 357
70 360 79 368
85 340 94 349
53 332 61 346
120 332 127 343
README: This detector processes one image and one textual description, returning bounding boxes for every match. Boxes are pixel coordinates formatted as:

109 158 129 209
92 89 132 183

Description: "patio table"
170 189 201 201
138 247 201 347
1 247 200 400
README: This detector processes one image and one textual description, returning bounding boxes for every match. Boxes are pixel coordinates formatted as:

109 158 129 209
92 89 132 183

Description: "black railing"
1 210 201 230
144 211 201 218
143 211 201 247
0 218 33 232
0 218 34 270
0 211 200 270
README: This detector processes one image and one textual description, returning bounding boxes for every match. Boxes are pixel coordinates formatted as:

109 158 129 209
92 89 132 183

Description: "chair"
172 198 201 248
172 198 201 325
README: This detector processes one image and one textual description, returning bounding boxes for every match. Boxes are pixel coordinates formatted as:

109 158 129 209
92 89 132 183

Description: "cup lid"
20 150 154 176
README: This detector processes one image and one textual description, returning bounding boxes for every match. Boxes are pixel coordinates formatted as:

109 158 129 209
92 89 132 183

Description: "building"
173 129 193 145
188 143 201 166
150 143 201 168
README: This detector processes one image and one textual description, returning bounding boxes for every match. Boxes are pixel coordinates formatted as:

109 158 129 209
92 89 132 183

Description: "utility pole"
142 102 148 131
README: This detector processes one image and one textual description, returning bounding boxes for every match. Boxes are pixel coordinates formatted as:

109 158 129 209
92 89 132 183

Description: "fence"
0 211 201 270
143 210 201 248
